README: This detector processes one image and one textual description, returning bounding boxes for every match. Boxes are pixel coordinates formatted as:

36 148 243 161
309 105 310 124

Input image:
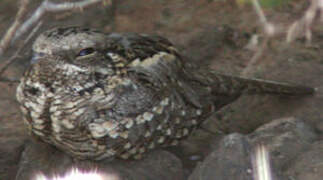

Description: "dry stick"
241 0 272 77
25 21 43 45
286 0 322 44
251 0 276 37
246 0 323 76
0 0 30 56
0 21 43 83
241 38 268 77
12 0 103 43
251 0 267 25
242 0 322 80
0 51 23 83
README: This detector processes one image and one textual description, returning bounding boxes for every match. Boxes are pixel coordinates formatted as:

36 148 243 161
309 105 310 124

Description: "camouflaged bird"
16 27 315 161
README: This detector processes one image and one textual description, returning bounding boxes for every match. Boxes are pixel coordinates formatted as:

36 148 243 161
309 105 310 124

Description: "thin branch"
12 0 103 43
24 21 43 45
241 0 272 77
0 51 23 79
286 0 323 44
0 0 30 56
251 0 267 25
242 0 322 76
251 0 276 37
0 21 42 79
241 37 268 77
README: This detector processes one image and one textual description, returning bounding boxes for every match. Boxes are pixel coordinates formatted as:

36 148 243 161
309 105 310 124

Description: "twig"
12 0 103 43
242 0 322 76
24 21 43 45
250 0 322 43
0 21 42 79
0 50 23 79
0 0 30 56
251 0 267 25
286 0 323 44
241 0 273 76
241 37 268 77
251 0 275 37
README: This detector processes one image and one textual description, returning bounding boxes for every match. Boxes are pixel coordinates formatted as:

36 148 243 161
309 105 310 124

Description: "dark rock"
15 139 74 180
248 117 317 169
16 139 184 180
188 117 319 180
285 140 323 180
188 133 253 180
247 117 318 179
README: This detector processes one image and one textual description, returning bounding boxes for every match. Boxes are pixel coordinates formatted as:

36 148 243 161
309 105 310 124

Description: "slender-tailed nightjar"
16 27 315 160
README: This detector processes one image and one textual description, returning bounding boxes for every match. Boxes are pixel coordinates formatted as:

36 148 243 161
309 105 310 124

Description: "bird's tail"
208 72 315 96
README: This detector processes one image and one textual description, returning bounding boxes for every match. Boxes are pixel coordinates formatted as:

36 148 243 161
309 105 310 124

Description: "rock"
285 140 323 180
248 117 317 170
15 139 74 180
188 117 319 180
16 139 184 180
188 133 253 180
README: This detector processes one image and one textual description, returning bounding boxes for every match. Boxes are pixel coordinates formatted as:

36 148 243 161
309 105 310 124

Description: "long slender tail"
210 72 316 96
184 68 315 110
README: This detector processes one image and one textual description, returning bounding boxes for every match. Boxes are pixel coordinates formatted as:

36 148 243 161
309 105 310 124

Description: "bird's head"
30 27 125 78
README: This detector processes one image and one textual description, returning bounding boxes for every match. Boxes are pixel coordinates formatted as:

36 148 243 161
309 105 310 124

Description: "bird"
16 26 315 161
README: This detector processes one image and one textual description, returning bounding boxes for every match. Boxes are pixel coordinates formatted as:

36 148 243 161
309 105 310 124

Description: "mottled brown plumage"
16 27 314 161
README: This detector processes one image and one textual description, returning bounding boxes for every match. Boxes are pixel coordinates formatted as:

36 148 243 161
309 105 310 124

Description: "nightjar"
16 27 314 161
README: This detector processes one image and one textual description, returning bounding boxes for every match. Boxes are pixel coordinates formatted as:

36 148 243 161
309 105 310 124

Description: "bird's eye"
77 48 95 57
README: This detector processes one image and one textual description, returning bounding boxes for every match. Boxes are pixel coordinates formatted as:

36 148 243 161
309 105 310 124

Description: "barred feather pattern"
16 27 314 160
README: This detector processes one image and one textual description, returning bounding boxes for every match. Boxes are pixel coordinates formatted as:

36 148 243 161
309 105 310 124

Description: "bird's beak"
31 52 45 64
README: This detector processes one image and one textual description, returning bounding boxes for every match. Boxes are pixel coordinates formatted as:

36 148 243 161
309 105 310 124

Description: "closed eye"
77 48 95 57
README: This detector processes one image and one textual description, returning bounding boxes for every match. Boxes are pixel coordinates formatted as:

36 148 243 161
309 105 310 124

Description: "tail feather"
210 73 315 96
184 69 315 110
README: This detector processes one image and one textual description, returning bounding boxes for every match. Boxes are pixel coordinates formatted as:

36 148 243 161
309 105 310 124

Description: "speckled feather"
16 27 314 160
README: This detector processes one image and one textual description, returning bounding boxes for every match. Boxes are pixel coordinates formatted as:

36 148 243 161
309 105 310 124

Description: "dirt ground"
0 0 322 179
